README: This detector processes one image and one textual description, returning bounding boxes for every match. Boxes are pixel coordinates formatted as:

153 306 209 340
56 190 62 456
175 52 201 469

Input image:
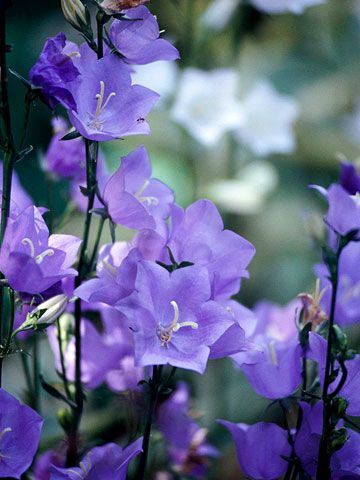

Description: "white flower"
131 61 178 106
171 68 243 147
249 0 325 14
235 80 299 156
202 0 240 31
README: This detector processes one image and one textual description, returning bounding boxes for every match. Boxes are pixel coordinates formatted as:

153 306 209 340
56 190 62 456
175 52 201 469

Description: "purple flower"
109 6 179 65
67 54 159 141
232 300 302 399
157 383 219 478
102 145 174 230
219 420 291 480
34 449 66 480
0 161 33 218
43 117 86 179
29 33 80 110
0 205 81 294
0 388 43 479
322 184 360 236
340 160 360 195
119 261 234 373
50 438 143 479
135 199 255 299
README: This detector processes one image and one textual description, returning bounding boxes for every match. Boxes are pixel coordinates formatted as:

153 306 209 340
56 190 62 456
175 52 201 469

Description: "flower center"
156 301 198 348
134 179 159 207
88 81 116 132
21 238 54 264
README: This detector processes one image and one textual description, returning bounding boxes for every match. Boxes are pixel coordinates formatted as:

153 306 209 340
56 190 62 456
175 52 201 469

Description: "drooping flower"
102 145 174 230
50 439 143 479
118 261 234 373
43 117 86 179
171 68 243 147
0 388 43 479
157 383 219 478
67 53 159 141
29 33 80 110
249 0 325 14
109 6 179 65
0 205 81 294
232 299 302 399
234 80 299 157
219 420 292 480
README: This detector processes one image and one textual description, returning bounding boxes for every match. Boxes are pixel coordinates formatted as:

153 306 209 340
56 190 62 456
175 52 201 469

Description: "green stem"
87 216 105 274
56 318 72 400
136 365 163 479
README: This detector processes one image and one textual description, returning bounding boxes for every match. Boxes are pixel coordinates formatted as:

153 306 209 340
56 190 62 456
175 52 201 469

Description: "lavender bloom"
0 161 32 217
0 205 81 294
135 199 255 299
67 54 159 141
119 261 234 373
102 146 174 230
43 117 86 179
232 300 302 399
219 420 291 480
50 438 143 479
34 449 65 480
340 160 360 195
109 6 179 65
29 33 80 110
321 183 360 236
0 388 43 479
157 383 219 478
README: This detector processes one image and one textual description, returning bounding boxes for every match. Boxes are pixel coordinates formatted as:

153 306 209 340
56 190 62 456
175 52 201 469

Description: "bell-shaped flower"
157 383 219 478
119 261 234 373
0 205 81 295
50 438 142 479
67 54 159 141
109 6 179 65
29 33 80 110
219 420 291 480
0 388 43 479
102 145 174 230
339 159 360 195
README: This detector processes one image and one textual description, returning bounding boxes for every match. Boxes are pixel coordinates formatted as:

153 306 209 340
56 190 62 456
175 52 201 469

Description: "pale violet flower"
131 61 178 106
202 0 240 31
171 68 243 147
249 0 325 14
235 80 299 157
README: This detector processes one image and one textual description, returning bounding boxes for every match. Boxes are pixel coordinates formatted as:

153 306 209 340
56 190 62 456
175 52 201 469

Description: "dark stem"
56 318 72 400
96 12 105 59
329 359 348 400
136 365 163 479
87 216 105 274
19 91 32 150
316 240 344 480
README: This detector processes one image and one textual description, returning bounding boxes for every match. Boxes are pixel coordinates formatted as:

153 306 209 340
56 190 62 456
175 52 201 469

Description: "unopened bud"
61 0 87 29
29 294 70 325
101 0 149 13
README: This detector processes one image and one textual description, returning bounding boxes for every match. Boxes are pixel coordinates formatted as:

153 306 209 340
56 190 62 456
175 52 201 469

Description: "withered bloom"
297 279 328 330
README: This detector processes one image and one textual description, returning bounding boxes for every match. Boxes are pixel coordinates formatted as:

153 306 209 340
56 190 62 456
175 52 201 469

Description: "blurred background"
4 0 360 478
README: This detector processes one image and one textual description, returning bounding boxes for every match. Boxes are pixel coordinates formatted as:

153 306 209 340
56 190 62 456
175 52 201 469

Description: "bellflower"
249 0 325 14
232 300 302 399
234 80 299 157
157 383 219 477
50 438 143 479
171 68 244 147
109 6 179 65
67 53 159 141
339 159 360 195
0 388 43 479
102 145 174 230
219 420 292 480
43 117 86 179
34 449 66 480
119 261 234 373
29 33 80 110
0 205 81 294
135 199 255 299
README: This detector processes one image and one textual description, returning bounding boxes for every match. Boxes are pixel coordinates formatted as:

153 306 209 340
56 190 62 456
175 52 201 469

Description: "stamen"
0 427 11 441
156 301 198 347
268 341 278 366
134 179 159 207
22 238 35 258
88 81 116 131
102 259 117 276
67 51 81 59
170 300 179 326
67 470 84 479
35 249 55 264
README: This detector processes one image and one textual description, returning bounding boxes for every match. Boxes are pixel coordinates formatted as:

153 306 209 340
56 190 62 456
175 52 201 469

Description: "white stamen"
67 51 81 59
88 81 116 132
22 238 35 258
0 427 11 441
35 249 55 264
156 301 198 347
135 179 159 207
102 259 117 276
268 341 278 366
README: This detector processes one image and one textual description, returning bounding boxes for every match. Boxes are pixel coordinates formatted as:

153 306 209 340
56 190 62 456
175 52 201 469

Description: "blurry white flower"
249 0 325 14
202 0 240 31
235 80 299 156
203 161 278 214
171 68 243 147
131 61 178 106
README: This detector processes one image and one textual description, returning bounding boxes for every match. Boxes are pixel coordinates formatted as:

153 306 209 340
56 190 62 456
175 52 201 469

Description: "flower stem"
87 216 105 274
316 239 345 479
56 318 72 400
137 365 164 479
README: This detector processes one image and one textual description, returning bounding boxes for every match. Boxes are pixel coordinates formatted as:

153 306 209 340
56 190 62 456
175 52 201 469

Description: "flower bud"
101 0 149 13
61 0 87 29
